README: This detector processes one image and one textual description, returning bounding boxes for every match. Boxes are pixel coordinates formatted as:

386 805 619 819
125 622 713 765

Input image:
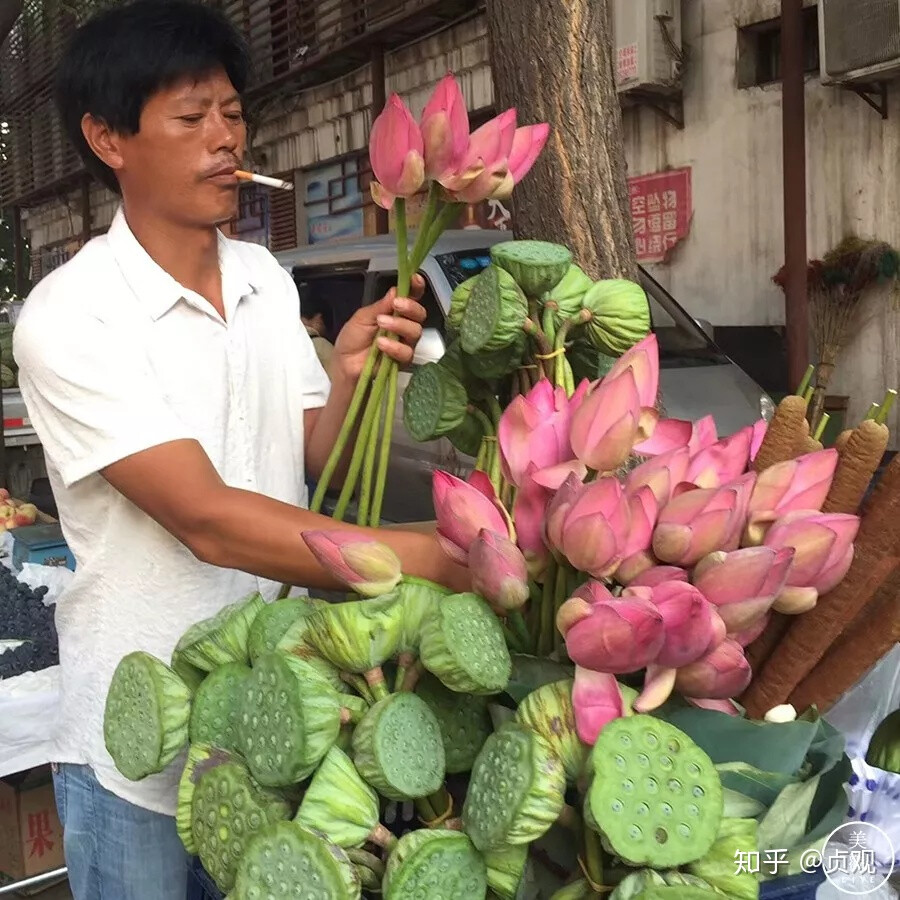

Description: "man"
299 287 335 376
13 3 466 898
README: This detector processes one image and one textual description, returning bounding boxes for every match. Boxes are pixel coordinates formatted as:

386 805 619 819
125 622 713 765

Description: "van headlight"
760 394 776 422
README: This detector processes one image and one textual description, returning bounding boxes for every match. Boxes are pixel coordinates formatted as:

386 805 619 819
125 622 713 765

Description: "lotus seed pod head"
248 597 318 663
582 281 653 359
395 577 447 655
302 531 402 597
490 239 573 298
564 596 665 674
629 565 690 589
686 816 761 898
383 828 487 899
470 529 529 614
188 661 252 753
172 592 265 672
674 639 752 700
176 744 235 855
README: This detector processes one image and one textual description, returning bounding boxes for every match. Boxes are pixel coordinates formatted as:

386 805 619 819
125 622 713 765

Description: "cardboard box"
0 766 65 881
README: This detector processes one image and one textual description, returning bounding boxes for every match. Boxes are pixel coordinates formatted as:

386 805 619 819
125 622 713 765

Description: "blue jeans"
52 763 188 900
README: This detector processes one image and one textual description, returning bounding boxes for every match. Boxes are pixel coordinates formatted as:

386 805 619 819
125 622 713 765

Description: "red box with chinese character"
0 766 65 881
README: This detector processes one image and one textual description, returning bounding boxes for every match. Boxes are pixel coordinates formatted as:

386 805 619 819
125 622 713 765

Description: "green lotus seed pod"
867 709 900 773
396 577 449 656
176 744 235 856
294 746 393 850
420 592 512 695
171 655 206 695
303 594 403 674
582 280 652 357
172 592 265 673
352 692 445 801
449 275 478 330
188 662 251 752
567 340 618 384
238 653 345 787
231 821 361 900
248 597 318 663
103 651 191 782
634 888 721 899
687 818 759 900
460 265 528 355
383 829 487 900
447 411 486 457
462 330 526 380
491 240 573 299
463 722 566 852
482 843 529 900
545 264 594 322
610 870 668 900
403 362 469 443
415 671 492 773
515 679 588 784
191 759 291 892
586 715 723 869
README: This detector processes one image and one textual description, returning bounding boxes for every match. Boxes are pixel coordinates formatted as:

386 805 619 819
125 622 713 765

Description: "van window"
373 272 445 334
293 269 366 343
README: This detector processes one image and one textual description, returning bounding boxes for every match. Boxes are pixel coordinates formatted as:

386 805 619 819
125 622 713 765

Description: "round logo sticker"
818 821 895 895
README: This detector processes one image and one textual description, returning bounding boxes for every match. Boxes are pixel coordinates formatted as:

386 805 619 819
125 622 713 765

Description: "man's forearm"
305 372 363 483
193 483 468 593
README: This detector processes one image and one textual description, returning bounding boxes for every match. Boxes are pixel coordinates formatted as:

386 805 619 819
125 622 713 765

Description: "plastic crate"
760 870 826 899
186 858 223 900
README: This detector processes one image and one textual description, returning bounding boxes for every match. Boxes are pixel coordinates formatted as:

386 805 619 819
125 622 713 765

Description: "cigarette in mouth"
234 170 294 192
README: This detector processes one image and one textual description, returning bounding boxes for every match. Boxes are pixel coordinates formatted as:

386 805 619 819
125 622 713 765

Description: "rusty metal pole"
781 0 809 391
370 44 389 236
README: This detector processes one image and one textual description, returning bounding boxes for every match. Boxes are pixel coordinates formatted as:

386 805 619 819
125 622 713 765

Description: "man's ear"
81 113 125 173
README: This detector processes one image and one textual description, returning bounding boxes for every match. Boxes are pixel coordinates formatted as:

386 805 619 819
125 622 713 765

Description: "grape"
0 568 59 679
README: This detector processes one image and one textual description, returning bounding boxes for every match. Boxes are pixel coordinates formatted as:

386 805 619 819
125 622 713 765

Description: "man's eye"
179 115 204 124
225 111 245 122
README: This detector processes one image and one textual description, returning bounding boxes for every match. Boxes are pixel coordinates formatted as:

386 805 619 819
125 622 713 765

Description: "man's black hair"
55 0 251 193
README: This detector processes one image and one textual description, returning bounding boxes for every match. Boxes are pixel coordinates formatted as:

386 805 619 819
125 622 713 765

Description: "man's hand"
332 275 426 383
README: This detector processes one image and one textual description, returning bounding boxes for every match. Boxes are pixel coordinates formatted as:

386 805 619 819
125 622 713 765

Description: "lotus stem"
527 578 543 635
549 881 592 900
795 363 815 397
357 385 383 525
813 412 830 443
425 785 454 826
341 672 375 705
865 402 881 421
523 318 554 379
366 826 397 854
340 705 364 725
876 389 897 425
419 202 463 260
475 436 489 472
542 302 558 348
369 361 398 526
539 558 559 656
583 827 606 897
415 795 438 824
553 563 569 654
502 622 528 654
354 865 381 891
364 666 390 701
400 659 425 693
394 651 416 692
803 384 815 404
507 611 533 654
348 848 388 875
408 182 441 271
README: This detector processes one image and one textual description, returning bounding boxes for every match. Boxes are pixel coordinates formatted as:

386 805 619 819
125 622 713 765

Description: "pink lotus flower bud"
560 595 665 674
420 73 470 181
633 416 694 457
750 419 768 462
605 334 659 408
558 476 631 578
572 667 635 745
544 472 585 554
688 697 741 716
686 426 753 489
616 487 659 584
721 472 757 552
744 450 839 545
369 94 426 210
513 478 552 579
629 565 689 588
675 639 752 700
507 123 550 188
691 546 794 632
433 471 511 564
470 529 529 614
634 664 678 713
445 109 518 203
730 614 770 648
652 481 750 567
571 579 617 606
570 370 644 473
689 415 718 454
302 531 402 597
647 582 723 668
626 446 691 507
763 510 859 613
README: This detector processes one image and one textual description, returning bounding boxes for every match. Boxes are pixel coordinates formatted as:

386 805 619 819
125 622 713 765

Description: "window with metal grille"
268 172 298 251
737 6 820 87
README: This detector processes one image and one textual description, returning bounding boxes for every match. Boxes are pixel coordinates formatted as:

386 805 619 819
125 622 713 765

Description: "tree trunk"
485 0 637 282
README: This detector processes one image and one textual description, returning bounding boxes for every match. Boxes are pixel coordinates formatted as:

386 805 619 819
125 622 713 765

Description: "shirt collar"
106 206 257 322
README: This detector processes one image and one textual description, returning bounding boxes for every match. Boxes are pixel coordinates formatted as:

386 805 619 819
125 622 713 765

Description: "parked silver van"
276 231 772 523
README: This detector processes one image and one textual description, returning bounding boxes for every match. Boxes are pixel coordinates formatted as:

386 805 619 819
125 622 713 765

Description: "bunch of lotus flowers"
432 333 860 736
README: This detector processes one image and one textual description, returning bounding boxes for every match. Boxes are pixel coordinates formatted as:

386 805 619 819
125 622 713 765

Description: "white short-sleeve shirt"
13 207 330 815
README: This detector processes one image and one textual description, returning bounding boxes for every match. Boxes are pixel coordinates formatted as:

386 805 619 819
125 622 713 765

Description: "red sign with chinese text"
628 168 692 263
617 43 639 83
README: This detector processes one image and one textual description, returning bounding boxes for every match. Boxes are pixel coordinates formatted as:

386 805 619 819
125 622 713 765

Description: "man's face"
111 68 246 226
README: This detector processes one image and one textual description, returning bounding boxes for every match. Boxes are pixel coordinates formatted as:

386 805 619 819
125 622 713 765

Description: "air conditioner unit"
819 0 900 84
613 0 682 94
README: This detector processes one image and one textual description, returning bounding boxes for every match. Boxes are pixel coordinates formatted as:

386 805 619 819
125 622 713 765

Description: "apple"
14 507 37 526
0 489 10 502
0 505 14 519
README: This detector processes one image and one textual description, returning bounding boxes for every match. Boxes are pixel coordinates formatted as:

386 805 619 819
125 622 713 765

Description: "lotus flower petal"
433 470 510 562
544 472 585 554
650 581 722 669
513 477 551 578
470 529 529 614
507 123 550 185
605 334 660 408
634 664 678 713
572 667 631 745
674 639 752 699
560 477 630 577
302 531 402 597
633 417 694 456
689 415 718 454
750 419 768 461
748 449 839 520
687 697 741 716
421 73 470 179
764 510 859 588
686 426 753 489
626 446 691 507
369 95 425 199
629 565 689 588
570 371 640 472
572 580 617 606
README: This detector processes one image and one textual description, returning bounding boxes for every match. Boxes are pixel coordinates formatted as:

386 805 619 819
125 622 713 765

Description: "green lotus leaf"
172 592 265 672
515 678 588 784
383 829 487 899
191 759 291 893
462 722 566 852
352 692 445 801
294 746 390 850
586 716 723 868
248 597 319 663
686 818 760 900
103 651 191 782
416 671 493 774
460 265 528 355
403 362 469 443
491 240 573 299
238 653 345 786
303 594 403 674
582 279 652 357
188 662 251 753
231 821 362 900
420 592 512 695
